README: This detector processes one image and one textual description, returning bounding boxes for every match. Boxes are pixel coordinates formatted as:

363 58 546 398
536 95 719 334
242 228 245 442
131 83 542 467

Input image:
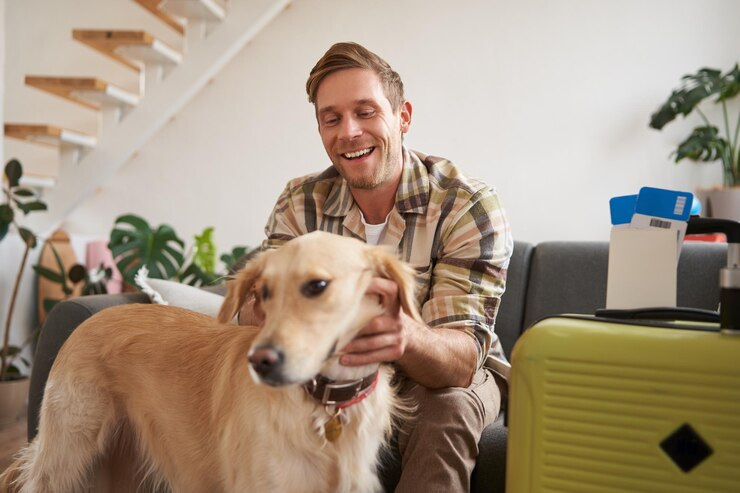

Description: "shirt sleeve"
262 183 306 250
420 188 513 366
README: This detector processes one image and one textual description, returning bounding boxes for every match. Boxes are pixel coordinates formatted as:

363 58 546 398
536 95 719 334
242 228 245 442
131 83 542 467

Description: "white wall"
1 0 4 166
4 0 740 255
2 0 38 360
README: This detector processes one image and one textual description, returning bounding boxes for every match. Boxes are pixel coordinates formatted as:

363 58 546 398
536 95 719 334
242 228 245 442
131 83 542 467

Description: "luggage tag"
629 187 693 255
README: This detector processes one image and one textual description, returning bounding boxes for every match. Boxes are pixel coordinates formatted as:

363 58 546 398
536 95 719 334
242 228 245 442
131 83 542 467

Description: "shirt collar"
322 146 430 218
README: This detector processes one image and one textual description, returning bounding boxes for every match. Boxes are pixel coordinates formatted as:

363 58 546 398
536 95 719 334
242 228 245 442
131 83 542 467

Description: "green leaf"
649 67 723 129
33 265 65 284
649 97 679 130
43 298 60 315
717 63 740 101
17 201 48 215
47 241 72 293
108 214 185 285
193 227 217 273
11 187 36 198
4 345 21 357
674 126 729 163
18 228 37 248
0 221 8 242
220 246 251 273
4 159 22 188
0 204 14 222
179 262 219 287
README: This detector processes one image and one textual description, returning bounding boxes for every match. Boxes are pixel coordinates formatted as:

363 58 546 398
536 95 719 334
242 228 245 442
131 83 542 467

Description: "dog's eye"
261 285 270 300
301 279 329 298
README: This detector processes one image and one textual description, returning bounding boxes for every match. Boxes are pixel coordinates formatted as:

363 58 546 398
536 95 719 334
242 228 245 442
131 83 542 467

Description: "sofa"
26 239 728 492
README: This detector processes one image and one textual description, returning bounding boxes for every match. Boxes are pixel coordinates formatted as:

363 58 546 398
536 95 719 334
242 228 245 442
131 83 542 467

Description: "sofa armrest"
27 292 151 440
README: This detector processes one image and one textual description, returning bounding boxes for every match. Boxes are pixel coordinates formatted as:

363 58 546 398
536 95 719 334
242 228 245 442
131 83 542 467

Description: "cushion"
135 267 225 319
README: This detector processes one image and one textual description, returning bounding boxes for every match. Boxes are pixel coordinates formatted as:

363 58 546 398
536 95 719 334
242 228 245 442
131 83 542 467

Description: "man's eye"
358 110 374 118
261 285 270 300
322 116 339 126
300 279 330 298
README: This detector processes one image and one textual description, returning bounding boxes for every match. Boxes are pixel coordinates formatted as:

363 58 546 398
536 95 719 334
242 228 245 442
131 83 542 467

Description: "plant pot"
0 377 29 426
696 187 740 221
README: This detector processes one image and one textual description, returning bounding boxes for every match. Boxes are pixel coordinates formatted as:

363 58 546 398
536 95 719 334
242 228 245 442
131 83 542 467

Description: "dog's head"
218 231 420 387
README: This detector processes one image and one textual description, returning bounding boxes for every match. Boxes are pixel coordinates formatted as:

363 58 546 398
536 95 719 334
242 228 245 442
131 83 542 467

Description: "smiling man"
261 42 513 492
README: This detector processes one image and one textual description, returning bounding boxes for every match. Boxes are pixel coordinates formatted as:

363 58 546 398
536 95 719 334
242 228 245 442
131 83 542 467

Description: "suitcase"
506 217 740 493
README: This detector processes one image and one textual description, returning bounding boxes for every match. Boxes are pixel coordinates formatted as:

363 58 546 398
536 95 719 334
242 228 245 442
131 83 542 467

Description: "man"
257 42 512 492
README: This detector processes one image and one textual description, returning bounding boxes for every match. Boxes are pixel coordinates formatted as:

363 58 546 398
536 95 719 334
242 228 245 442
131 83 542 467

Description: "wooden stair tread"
73 30 182 72
25 76 140 110
4 123 97 148
134 0 185 35
161 0 226 22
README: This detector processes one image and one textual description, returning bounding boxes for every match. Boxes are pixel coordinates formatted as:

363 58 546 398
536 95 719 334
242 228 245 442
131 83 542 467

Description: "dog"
0 231 421 493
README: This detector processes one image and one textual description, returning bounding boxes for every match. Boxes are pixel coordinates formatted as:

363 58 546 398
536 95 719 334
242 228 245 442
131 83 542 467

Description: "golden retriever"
0 231 420 493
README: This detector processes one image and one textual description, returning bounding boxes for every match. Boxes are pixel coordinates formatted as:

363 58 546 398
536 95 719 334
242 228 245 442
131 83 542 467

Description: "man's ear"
365 246 422 323
218 250 273 324
399 100 412 134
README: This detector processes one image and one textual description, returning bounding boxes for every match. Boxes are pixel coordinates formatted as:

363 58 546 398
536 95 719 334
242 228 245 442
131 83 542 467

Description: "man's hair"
306 42 405 111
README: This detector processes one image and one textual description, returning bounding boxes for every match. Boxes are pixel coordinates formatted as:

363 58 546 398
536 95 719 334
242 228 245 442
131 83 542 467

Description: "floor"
0 415 26 471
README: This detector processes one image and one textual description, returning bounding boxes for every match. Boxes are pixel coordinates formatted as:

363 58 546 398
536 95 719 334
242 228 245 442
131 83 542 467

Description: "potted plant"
107 213 251 288
649 63 740 219
0 159 47 424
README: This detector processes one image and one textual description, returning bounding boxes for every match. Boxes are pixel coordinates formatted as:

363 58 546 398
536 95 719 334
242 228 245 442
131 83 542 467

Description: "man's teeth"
343 148 372 159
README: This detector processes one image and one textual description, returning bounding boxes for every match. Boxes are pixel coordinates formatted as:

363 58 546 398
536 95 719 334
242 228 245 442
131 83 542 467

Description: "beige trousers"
394 368 502 493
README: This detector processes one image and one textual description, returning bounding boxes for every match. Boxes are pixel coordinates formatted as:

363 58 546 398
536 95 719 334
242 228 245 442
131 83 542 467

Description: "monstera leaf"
674 126 729 163
108 214 185 285
649 68 724 130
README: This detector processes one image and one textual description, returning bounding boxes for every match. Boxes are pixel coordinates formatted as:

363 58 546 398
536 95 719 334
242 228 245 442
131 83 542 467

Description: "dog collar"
303 371 379 409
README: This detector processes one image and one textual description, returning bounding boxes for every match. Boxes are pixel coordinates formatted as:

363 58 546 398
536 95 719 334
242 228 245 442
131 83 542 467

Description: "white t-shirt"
361 212 390 245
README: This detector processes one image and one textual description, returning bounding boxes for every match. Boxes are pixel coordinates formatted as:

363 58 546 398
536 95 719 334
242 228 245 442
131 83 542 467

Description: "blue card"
634 187 692 222
609 195 638 225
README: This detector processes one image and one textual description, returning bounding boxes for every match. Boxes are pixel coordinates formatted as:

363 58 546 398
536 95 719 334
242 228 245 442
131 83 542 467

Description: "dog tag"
325 415 343 442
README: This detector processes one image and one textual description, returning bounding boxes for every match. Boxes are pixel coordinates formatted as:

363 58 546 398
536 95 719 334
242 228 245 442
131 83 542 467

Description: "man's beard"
334 135 402 190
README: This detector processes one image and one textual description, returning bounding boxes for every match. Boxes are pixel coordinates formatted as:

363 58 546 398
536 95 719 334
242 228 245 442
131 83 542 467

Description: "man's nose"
338 116 362 140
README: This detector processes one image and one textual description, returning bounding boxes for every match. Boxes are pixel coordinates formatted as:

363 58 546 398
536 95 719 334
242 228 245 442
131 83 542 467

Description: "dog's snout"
248 345 285 384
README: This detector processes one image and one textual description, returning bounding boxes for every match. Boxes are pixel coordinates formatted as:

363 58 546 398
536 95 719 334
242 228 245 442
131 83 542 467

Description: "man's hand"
340 277 480 389
339 277 418 367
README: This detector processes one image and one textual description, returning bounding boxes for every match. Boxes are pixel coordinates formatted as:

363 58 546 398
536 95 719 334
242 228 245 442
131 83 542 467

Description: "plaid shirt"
263 147 513 365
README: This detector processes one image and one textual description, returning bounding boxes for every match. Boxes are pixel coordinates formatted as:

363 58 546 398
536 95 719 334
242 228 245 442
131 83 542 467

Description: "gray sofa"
26 240 727 492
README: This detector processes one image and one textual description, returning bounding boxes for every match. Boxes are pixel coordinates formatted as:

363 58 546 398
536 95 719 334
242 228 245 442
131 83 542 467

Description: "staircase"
4 0 291 234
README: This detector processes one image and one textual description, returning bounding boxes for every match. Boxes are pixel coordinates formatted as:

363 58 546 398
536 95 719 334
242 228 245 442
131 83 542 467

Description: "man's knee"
401 369 501 435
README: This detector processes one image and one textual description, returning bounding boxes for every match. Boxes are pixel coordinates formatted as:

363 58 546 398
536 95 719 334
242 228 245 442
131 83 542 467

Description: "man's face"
315 68 411 190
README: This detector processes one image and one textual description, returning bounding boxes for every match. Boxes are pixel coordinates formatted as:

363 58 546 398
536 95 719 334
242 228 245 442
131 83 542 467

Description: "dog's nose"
248 345 285 383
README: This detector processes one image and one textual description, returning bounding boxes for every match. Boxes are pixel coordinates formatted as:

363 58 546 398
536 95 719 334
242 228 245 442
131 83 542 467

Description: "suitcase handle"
686 215 740 243
685 216 740 333
595 307 719 324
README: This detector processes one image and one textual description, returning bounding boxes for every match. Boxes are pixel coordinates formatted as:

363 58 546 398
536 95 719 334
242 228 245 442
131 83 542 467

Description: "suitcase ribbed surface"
507 317 740 493
540 359 739 492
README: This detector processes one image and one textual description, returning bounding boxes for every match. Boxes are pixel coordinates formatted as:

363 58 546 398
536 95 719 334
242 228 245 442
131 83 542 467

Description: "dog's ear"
218 249 273 324
366 247 423 323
